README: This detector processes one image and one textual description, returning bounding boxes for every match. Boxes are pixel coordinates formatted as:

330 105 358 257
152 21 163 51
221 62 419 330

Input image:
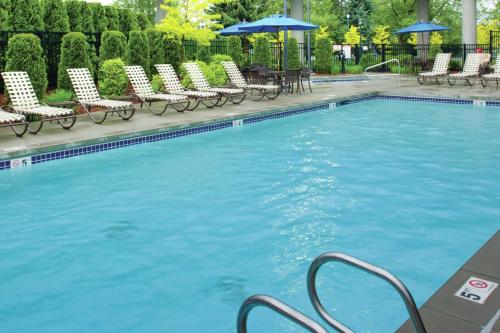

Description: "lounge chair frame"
183 62 246 105
417 53 451 85
0 107 28 137
1 71 76 134
155 64 221 110
221 61 280 101
124 66 190 115
448 53 482 86
67 68 135 124
480 55 500 88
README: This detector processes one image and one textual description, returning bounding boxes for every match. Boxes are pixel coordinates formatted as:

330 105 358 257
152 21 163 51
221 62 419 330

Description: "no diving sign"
455 276 498 304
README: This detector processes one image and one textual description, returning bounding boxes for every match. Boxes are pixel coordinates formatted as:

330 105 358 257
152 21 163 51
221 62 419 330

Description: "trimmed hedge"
99 30 127 66
79 2 94 33
5 34 47 98
196 45 211 63
119 9 139 34
65 0 82 32
287 37 301 69
253 36 272 68
227 36 243 67
314 37 332 73
104 6 119 31
57 32 93 90
137 12 152 30
145 28 165 75
0 0 10 30
44 0 70 32
164 37 182 72
10 0 44 31
99 58 128 96
127 30 150 77
90 2 108 32
181 59 228 88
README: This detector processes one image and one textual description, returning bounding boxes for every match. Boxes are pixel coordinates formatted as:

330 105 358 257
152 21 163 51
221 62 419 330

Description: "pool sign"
455 276 498 304
232 119 244 127
10 157 32 169
329 102 337 110
473 100 486 107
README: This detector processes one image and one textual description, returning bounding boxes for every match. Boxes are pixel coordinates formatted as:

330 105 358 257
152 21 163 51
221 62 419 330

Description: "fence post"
341 44 346 74
381 44 386 71
463 44 466 64
490 30 493 55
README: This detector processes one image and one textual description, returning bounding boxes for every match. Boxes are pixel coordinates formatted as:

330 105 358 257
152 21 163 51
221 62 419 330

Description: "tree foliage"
145 28 165 75
127 30 150 77
65 0 82 32
227 36 244 67
58 32 93 89
119 8 140 34
10 0 44 31
0 0 11 30
43 0 70 32
89 2 108 32
99 30 127 66
209 0 257 27
157 0 225 45
5 34 47 98
196 45 211 63
104 6 120 30
372 25 390 45
314 37 332 73
164 36 183 72
114 0 156 21
344 25 361 44
99 58 128 96
287 37 300 70
253 36 272 68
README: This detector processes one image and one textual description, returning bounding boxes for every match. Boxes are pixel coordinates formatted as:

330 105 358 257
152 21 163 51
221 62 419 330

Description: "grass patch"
43 89 73 103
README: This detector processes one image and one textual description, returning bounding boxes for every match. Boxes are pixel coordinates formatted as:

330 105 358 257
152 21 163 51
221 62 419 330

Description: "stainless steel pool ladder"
307 252 428 333
237 294 328 333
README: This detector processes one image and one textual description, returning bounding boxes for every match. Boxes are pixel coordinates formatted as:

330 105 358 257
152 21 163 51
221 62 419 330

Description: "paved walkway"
1 77 499 160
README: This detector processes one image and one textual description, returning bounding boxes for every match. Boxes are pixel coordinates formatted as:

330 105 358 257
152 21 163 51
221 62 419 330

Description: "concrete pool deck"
397 230 500 333
1 76 499 160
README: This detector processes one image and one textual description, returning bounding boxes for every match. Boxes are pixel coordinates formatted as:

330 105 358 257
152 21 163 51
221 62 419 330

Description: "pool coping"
1 92 499 171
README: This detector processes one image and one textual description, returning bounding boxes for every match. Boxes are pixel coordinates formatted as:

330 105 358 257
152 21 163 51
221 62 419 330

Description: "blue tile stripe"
1 94 499 171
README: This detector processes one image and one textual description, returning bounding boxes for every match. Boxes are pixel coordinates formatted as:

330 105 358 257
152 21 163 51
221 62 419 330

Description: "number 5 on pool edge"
459 288 481 302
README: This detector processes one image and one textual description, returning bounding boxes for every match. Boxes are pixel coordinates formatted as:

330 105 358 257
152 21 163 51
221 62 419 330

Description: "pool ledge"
397 230 500 333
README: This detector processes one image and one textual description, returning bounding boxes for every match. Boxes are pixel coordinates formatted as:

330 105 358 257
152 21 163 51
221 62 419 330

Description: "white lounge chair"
481 54 500 87
1 71 76 134
0 107 27 137
183 62 246 105
155 64 221 110
221 61 280 101
417 53 451 85
67 68 135 124
448 53 482 86
124 66 190 115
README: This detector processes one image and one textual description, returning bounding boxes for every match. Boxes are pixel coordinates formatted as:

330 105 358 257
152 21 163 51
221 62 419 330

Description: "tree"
253 36 272 68
0 0 11 30
344 25 361 44
127 30 150 77
372 25 389 45
156 0 225 45
10 0 44 31
227 36 244 67
104 6 120 30
477 20 500 44
345 0 374 38
137 12 152 30
58 32 93 89
43 0 70 32
99 30 127 66
65 0 82 32
196 45 211 62
119 8 140 34
209 0 257 27
79 2 94 33
145 28 165 75
114 0 156 21
287 37 300 69
5 34 47 98
89 3 108 32
430 31 443 45
314 37 332 73
164 36 182 72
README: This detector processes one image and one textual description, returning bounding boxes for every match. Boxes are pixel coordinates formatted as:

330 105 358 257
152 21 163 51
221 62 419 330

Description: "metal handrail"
307 252 427 333
237 294 328 333
365 58 401 76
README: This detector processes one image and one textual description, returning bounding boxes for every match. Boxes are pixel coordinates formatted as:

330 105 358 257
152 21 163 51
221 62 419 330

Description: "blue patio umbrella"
394 22 450 34
218 21 251 36
238 14 319 70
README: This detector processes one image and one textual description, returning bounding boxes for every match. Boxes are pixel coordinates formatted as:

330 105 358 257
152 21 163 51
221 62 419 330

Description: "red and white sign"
10 157 32 169
455 276 498 304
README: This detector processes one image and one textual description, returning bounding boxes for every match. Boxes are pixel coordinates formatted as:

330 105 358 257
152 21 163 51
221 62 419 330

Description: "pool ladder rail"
237 252 428 333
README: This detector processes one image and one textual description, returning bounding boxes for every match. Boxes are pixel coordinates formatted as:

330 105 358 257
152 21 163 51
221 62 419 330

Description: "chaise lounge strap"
144 93 188 102
15 105 74 117
86 99 133 110
0 110 25 124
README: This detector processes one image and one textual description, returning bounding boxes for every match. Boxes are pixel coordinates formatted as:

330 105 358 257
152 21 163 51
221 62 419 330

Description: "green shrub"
449 60 461 71
359 53 379 69
99 30 127 66
127 30 150 77
150 74 164 92
104 5 119 30
0 0 10 30
164 36 183 72
227 36 244 67
314 37 332 73
253 36 272 68
65 0 82 31
89 2 108 32
119 8 139 34
211 54 232 63
428 44 443 60
137 12 152 30
58 32 93 90
287 37 301 70
330 64 341 75
79 2 94 33
390 66 413 74
10 0 44 31
180 61 228 88
196 45 211 63
43 89 73 103
346 65 364 74
98 58 128 96
5 34 47 98
146 28 165 75
43 0 70 32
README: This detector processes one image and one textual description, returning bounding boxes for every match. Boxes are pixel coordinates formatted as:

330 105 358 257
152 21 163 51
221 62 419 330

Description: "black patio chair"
300 67 313 92
283 69 302 94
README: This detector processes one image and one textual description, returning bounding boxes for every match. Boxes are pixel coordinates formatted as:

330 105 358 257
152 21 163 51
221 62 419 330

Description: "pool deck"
1 75 499 160
397 230 500 333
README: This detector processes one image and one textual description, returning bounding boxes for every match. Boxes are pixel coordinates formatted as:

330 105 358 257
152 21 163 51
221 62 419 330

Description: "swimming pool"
1 98 499 333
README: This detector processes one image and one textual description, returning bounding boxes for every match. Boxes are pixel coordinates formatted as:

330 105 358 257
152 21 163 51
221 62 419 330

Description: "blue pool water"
1 99 499 333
